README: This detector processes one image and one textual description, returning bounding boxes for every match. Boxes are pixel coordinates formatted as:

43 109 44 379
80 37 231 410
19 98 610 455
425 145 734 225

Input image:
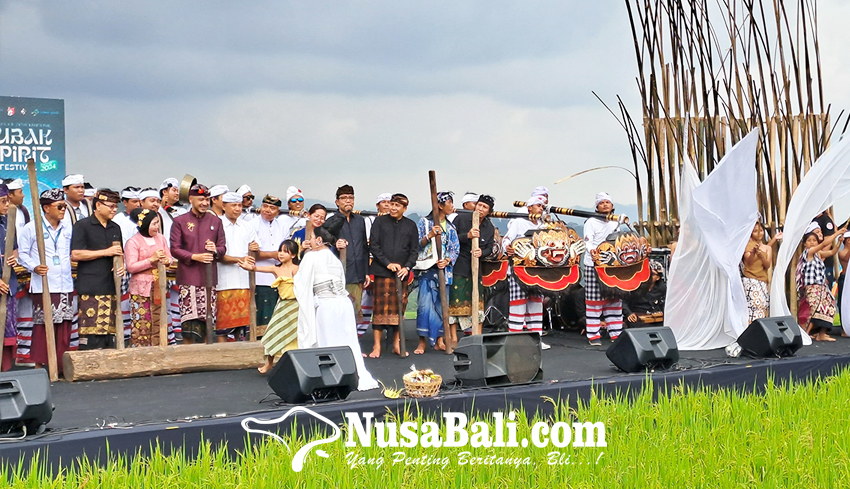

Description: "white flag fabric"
666 130 760 350
772 133 850 345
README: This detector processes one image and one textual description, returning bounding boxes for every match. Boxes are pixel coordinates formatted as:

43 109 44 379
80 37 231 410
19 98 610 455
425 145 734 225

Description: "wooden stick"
428 170 454 354
470 211 481 335
248 250 258 342
205 262 214 344
157 261 168 347
340 247 348 276
0 206 17 368
112 241 125 350
26 158 58 382
395 276 407 358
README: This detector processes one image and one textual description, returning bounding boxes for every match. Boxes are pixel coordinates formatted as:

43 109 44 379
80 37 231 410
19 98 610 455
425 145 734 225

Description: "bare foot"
257 365 270 374
368 347 381 358
434 339 446 351
414 347 425 354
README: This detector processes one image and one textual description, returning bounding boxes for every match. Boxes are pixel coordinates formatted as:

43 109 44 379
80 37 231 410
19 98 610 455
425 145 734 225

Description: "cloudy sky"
2 1 850 215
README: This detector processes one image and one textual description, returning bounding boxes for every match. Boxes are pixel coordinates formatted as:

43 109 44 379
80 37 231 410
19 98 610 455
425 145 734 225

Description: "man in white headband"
208 185 229 217
235 184 257 222
502 194 551 349
531 186 549 205
279 186 306 239
584 191 623 346
61 174 91 228
157 177 187 248
139 188 161 212
113 187 142 246
215 192 259 343
448 192 478 223
4 178 30 232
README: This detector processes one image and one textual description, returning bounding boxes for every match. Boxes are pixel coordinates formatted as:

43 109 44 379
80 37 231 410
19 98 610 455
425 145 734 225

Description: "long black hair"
278 239 301 265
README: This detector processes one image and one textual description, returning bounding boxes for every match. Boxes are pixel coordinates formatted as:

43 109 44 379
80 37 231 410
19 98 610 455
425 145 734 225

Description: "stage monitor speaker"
268 347 358 404
737 316 803 358
606 327 679 373
0 369 52 435
453 332 543 387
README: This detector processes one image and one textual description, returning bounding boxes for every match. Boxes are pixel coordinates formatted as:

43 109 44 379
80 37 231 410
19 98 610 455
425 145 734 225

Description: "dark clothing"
369 215 419 278
622 280 667 317
170 211 227 287
334 212 369 284
814 213 837 279
452 213 495 278
71 215 123 295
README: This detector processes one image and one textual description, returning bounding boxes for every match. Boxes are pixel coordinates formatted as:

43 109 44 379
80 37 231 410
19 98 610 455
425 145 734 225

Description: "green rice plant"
4 368 850 488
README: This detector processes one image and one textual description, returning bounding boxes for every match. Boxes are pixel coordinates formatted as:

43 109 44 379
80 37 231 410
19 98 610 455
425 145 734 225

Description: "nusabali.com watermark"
243 407 606 472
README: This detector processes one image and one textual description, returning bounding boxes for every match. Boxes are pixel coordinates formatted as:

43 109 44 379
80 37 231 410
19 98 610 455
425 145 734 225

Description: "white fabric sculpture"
666 130 760 350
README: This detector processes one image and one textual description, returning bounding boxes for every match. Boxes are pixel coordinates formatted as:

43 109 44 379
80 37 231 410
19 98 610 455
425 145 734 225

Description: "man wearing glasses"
279 186 307 239
18 189 78 372
236 185 258 222
70 189 125 350
250 195 288 333
329 185 370 335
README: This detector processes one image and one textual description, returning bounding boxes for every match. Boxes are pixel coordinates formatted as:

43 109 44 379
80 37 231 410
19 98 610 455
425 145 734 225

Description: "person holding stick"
70 189 125 350
18 188 77 372
414 191 459 354
60 174 91 228
583 192 624 345
0 184 19 370
330 185 370 331
368 193 418 358
250 195 288 335
113 186 142 344
4 178 31 233
216 192 259 342
359 192 392 336
449 195 496 335
240 239 300 374
125 208 174 347
170 184 226 344
279 186 307 239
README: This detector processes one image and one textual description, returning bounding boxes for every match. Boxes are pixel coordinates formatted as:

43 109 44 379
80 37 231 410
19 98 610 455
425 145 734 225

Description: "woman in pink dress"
125 208 174 346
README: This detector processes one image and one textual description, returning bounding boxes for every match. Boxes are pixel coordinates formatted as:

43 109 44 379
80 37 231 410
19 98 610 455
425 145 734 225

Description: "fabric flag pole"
771 133 850 344
666 130 760 350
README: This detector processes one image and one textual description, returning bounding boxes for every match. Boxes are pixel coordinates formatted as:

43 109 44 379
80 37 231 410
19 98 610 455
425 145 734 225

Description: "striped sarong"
262 298 298 357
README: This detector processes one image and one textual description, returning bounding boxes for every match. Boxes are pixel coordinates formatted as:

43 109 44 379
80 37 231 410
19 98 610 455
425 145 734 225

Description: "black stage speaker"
606 327 679 373
0 369 52 435
268 347 359 403
737 316 803 358
453 332 543 387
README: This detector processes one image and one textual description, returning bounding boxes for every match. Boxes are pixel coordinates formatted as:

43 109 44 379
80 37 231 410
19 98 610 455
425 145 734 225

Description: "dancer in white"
293 223 379 391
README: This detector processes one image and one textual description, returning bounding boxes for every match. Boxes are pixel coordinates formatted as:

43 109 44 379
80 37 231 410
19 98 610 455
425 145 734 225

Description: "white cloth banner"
666 130 760 350
772 133 850 344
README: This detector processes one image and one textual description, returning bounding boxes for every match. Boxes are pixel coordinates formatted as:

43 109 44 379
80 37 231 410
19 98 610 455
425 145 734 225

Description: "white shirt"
502 217 544 247
250 216 289 286
18 219 74 293
217 216 259 290
113 212 138 246
14 206 29 233
278 214 306 240
583 218 619 266
158 205 188 246
239 209 258 223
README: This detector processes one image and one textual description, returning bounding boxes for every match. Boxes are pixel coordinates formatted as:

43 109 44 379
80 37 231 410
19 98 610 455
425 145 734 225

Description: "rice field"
5 368 850 488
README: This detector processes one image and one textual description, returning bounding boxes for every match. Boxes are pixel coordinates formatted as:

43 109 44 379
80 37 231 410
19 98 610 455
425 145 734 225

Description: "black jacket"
369 215 419 278
333 212 369 284
452 212 495 278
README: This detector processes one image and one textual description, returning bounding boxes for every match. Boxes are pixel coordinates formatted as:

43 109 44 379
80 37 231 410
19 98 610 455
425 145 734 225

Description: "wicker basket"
403 371 442 398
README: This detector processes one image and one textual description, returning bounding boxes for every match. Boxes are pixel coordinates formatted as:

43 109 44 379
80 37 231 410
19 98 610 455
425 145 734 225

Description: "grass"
5 369 850 488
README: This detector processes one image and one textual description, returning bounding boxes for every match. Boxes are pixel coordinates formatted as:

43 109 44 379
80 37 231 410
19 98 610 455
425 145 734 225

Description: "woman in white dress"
293 221 379 391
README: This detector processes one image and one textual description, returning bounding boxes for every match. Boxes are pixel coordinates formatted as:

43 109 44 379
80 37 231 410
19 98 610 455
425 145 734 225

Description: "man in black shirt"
70 189 125 350
449 195 496 334
368 193 418 358
331 185 370 328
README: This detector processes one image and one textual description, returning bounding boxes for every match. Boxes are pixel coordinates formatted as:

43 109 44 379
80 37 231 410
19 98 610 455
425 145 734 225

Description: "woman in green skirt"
241 239 300 373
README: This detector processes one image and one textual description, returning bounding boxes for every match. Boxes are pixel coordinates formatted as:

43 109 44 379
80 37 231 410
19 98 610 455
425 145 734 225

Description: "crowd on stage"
0 173 844 383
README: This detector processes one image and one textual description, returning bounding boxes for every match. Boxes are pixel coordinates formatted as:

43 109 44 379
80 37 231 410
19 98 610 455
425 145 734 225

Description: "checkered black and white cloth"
797 249 826 288
584 265 603 301
508 274 525 302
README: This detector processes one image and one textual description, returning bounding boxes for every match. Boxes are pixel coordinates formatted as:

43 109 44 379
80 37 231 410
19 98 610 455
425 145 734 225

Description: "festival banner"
0 96 66 204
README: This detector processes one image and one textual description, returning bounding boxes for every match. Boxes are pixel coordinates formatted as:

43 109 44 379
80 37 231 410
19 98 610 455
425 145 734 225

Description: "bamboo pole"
157 261 168 347
428 170 453 354
395 276 407 358
248 250 258 342
0 206 16 368
112 241 125 349
471 211 481 336
26 158 58 382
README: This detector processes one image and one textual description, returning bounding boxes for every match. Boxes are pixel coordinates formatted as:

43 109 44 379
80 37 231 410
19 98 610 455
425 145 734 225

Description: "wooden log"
62 341 265 381
27 158 58 382
428 170 453 354
0 206 16 368
471 211 481 335
395 276 407 358
112 241 125 350
205 262 214 344
248 250 258 342
157 261 168 347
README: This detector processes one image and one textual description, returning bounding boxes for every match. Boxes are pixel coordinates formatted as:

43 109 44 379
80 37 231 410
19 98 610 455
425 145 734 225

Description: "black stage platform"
3 323 850 468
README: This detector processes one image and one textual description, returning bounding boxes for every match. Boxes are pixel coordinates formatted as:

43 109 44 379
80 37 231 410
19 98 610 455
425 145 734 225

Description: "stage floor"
45 322 850 432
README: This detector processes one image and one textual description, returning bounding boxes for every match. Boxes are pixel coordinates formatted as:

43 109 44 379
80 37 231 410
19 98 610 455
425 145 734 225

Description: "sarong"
803 283 835 326
216 289 251 330
416 269 444 346
448 275 483 317
743 277 770 324
78 294 117 335
255 285 278 328
30 292 78 373
262 297 298 356
372 276 409 327
129 282 163 347
179 285 216 323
